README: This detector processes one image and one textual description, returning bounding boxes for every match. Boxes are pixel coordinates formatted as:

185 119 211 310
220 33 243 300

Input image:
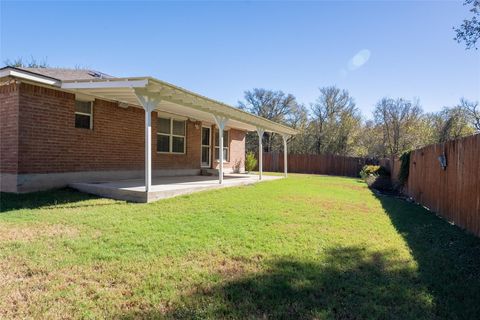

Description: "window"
214 129 229 161
201 127 211 167
157 117 186 153
75 100 93 129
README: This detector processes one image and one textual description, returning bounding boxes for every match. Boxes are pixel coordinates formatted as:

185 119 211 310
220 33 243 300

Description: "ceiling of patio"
61 77 297 135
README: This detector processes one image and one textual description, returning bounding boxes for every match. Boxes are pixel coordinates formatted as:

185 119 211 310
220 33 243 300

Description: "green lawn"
1 174 479 319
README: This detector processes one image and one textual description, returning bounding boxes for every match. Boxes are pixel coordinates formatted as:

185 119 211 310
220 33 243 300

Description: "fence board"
262 152 369 177
403 134 480 236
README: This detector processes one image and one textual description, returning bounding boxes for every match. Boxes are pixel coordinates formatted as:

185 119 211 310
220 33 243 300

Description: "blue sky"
1 1 479 118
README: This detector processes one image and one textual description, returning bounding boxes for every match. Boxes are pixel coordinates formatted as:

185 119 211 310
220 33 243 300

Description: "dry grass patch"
0 251 265 319
0 258 152 319
0 223 78 243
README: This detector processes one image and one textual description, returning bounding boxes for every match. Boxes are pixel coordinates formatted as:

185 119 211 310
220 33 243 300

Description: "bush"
359 165 389 179
245 151 257 172
397 151 411 186
360 165 392 192
365 175 393 191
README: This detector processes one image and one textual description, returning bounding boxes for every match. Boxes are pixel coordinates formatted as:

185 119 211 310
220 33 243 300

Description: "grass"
1 174 479 319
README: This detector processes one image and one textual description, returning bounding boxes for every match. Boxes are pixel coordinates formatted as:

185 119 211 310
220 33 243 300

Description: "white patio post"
135 90 161 192
213 115 228 184
282 134 290 177
257 128 265 180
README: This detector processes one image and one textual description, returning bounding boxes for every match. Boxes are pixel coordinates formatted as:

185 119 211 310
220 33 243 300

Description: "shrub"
245 151 257 172
365 175 393 191
359 165 389 179
360 165 392 192
397 151 411 186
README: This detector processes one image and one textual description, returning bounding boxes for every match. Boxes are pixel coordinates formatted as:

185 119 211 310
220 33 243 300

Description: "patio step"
200 169 216 176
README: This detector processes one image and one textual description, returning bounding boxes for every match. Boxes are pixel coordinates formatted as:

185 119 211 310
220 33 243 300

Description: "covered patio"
61 76 296 202
70 174 281 203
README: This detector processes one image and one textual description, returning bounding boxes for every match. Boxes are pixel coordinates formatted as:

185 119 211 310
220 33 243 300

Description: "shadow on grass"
118 195 480 320
0 188 103 212
119 246 437 320
375 194 480 319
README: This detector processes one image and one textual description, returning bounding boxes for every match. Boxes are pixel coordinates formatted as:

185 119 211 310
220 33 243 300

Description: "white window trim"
214 128 230 162
157 117 186 154
74 100 93 130
201 125 212 168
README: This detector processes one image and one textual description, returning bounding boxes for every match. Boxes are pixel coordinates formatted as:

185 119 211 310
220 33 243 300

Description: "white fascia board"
61 79 149 89
156 111 189 121
75 93 95 102
0 69 60 86
147 79 298 135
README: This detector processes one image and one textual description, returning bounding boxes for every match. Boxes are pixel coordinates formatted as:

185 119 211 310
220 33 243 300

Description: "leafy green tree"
454 0 480 49
437 106 475 141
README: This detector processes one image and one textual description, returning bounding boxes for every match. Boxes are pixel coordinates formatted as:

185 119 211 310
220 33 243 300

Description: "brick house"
0 67 296 194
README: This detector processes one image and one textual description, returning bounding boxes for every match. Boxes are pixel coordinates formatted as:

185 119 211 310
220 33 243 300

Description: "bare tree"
373 98 423 157
238 89 302 153
287 106 312 154
454 0 480 49
354 120 386 158
310 86 361 156
460 98 480 131
3 56 49 68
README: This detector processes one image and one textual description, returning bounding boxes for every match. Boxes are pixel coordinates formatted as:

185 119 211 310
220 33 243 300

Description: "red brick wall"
228 128 246 172
0 82 245 173
9 82 245 174
0 80 19 174
212 126 246 172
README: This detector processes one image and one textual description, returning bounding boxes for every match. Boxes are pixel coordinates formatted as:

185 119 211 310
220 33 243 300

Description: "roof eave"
2 67 297 135
0 66 61 86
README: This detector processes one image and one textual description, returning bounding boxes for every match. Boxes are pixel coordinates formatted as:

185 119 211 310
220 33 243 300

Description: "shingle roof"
19 68 114 81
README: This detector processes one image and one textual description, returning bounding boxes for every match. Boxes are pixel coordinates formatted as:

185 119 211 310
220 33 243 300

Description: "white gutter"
61 79 148 89
0 68 60 86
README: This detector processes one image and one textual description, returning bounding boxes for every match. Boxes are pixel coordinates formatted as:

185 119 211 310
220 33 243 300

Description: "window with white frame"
214 129 229 161
75 100 93 129
157 117 186 153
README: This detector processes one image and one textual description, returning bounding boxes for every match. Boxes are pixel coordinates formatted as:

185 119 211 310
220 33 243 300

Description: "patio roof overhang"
60 77 298 135
1 66 293 190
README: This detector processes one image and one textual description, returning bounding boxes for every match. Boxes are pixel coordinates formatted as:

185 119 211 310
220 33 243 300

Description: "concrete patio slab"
70 174 281 203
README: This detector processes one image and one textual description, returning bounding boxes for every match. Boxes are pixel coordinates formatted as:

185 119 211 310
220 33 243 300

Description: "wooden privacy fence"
379 157 401 185
262 152 370 177
402 134 480 236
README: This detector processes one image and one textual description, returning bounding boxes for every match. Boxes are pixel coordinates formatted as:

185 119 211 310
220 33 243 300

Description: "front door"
201 126 211 167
